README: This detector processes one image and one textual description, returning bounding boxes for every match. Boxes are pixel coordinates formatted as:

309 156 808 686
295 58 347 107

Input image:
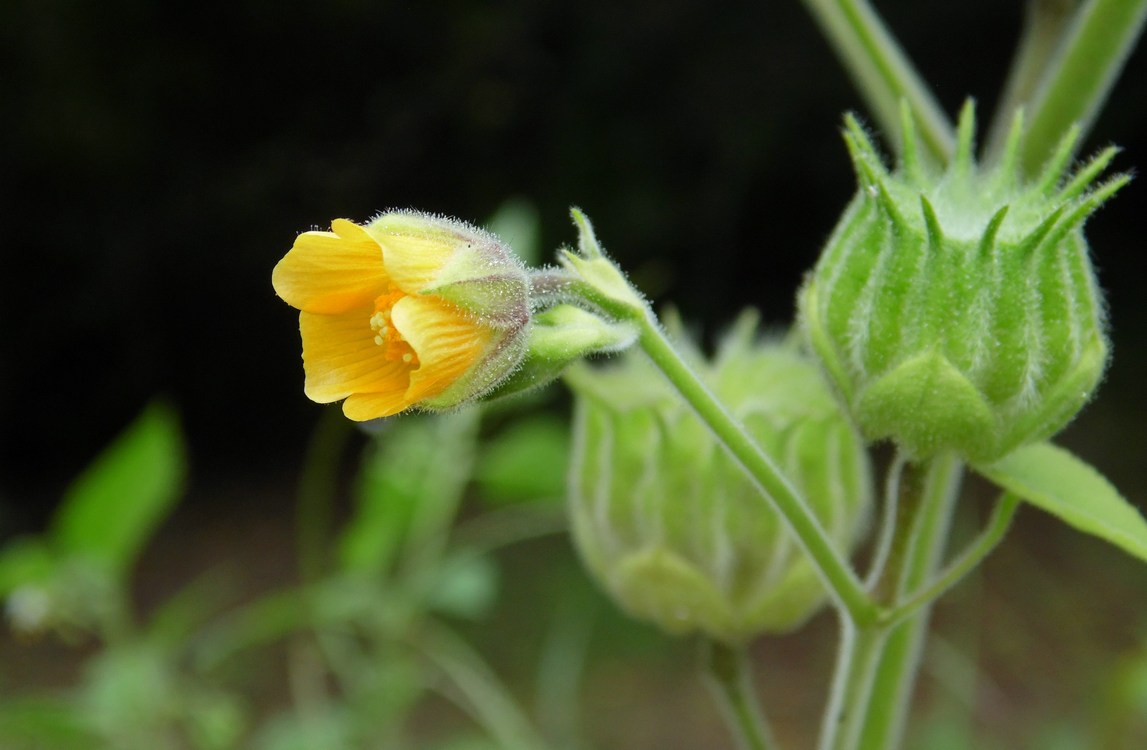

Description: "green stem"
882 493 1020 628
1018 0 1147 174
855 454 963 750
863 454 906 592
415 619 555 750
702 640 778 750
817 455 962 750
635 312 876 625
800 0 955 163
819 618 890 750
296 407 353 581
867 458 928 604
985 0 1081 163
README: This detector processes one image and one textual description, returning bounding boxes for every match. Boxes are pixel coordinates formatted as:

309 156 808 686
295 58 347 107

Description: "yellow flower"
272 212 530 420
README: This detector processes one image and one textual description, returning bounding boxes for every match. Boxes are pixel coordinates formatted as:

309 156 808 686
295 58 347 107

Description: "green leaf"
192 589 315 672
474 416 569 504
52 402 186 574
424 551 499 620
486 197 541 267
0 538 56 597
0 697 96 748
976 442 1147 564
338 412 479 575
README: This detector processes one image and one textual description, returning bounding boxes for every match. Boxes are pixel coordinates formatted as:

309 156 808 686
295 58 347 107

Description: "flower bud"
273 211 531 420
566 313 871 644
484 304 637 401
798 105 1126 463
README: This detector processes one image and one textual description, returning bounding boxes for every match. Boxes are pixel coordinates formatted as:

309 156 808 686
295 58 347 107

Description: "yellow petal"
329 218 376 243
341 390 413 420
300 310 410 403
391 295 492 403
273 222 389 315
369 230 455 294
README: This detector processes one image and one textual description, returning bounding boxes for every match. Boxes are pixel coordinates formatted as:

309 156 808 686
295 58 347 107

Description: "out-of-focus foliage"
0 398 579 749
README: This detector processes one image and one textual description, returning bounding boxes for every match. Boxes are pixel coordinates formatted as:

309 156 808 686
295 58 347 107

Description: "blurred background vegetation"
1 0 1145 747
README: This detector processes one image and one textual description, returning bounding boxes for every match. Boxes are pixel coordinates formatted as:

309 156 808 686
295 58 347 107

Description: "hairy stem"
856 454 963 750
985 0 1081 163
818 455 963 750
882 493 1019 628
1018 0 1147 174
635 311 876 624
703 640 778 750
800 0 955 163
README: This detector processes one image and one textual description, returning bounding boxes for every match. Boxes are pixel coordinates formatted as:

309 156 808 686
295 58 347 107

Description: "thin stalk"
702 640 778 750
415 619 555 750
867 458 929 604
985 0 1081 163
818 455 963 750
855 454 963 750
882 493 1020 628
863 454 906 591
635 312 876 625
1019 0 1147 174
818 457 937 750
819 618 890 750
800 0 955 163
296 407 353 581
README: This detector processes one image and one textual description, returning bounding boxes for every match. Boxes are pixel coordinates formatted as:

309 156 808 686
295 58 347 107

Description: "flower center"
370 289 419 366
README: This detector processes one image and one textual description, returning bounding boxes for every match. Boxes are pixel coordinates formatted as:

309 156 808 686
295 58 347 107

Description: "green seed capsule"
566 313 871 644
799 103 1125 464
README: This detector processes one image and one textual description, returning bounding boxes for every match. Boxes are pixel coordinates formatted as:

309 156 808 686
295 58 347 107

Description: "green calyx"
799 102 1126 463
566 313 871 644
482 304 638 401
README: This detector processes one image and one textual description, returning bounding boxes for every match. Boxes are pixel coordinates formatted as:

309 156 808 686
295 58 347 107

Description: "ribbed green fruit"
799 104 1126 463
566 313 871 644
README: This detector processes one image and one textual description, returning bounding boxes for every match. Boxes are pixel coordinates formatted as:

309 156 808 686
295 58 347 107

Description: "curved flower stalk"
273 212 531 420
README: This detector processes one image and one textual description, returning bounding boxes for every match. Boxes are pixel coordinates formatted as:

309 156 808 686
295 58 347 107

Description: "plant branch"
635 312 876 625
882 493 1020 628
1018 0 1147 174
854 454 963 750
985 0 1082 163
800 0 955 163
817 455 963 750
702 640 778 750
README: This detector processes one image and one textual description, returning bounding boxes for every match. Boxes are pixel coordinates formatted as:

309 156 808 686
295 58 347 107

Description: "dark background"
2 0 1144 522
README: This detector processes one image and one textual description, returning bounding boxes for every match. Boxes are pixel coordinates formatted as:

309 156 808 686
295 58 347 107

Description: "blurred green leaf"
192 588 315 672
0 697 95 748
474 416 568 505
1031 719 1091 750
417 621 553 750
976 442 1147 564
424 552 499 621
252 708 355 750
81 644 178 747
487 198 541 267
338 412 479 576
52 402 186 574
182 690 247 750
146 569 237 650
0 538 55 597
909 709 981 750
430 734 504 750
1098 644 1147 747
